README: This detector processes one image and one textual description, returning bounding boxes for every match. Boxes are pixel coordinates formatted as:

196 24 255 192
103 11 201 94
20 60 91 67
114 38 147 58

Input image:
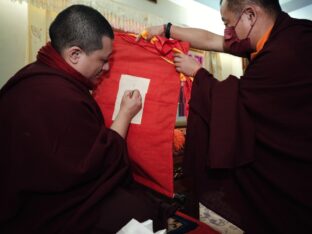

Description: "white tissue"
116 218 166 234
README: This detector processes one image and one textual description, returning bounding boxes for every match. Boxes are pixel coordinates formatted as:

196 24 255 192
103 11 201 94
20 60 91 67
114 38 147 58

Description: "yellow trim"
126 33 193 82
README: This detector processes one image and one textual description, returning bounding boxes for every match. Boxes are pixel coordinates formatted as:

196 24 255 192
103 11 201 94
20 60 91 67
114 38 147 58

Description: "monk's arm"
110 90 142 139
140 24 224 52
170 25 224 52
110 114 132 139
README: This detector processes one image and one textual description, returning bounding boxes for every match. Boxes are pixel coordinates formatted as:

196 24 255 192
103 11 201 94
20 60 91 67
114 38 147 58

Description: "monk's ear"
65 46 82 65
244 6 257 26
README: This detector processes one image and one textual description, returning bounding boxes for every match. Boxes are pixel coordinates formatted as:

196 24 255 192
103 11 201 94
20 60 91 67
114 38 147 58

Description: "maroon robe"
184 12 312 233
0 61 175 233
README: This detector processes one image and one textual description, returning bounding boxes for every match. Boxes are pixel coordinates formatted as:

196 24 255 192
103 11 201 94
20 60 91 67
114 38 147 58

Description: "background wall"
111 0 223 34
219 53 244 79
0 0 226 88
1 0 311 88
289 4 312 20
0 0 28 88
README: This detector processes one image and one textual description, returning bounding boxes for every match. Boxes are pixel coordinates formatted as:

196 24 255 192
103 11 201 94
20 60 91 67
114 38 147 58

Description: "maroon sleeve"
9 78 129 190
185 68 255 170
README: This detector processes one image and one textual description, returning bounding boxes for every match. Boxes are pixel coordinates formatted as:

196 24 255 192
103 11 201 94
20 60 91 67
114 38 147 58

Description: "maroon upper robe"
184 12 312 234
0 61 174 233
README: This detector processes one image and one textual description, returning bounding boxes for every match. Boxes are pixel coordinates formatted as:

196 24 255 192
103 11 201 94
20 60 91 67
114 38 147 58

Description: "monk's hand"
173 53 201 77
136 25 164 42
119 89 142 120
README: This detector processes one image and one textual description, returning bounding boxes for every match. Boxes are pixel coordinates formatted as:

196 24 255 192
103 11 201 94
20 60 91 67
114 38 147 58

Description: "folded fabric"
117 219 166 234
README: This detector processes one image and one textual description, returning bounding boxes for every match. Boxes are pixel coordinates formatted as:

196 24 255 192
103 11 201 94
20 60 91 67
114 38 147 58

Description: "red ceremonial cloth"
93 32 189 197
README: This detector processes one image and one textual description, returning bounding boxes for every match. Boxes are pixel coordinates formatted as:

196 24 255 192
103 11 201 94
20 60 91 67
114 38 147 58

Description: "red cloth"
182 77 192 116
94 32 189 197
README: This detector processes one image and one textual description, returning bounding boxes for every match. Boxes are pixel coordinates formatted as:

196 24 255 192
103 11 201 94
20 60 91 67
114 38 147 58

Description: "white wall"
0 0 224 88
219 53 244 80
289 4 312 20
0 0 226 89
3 0 310 88
0 1 28 88
112 0 224 34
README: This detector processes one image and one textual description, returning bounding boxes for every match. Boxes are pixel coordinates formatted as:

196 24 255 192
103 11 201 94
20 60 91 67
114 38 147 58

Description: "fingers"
124 89 141 98
172 53 201 76
175 66 182 73
173 54 182 72
131 89 141 98
173 52 184 58
173 53 184 64
124 90 132 97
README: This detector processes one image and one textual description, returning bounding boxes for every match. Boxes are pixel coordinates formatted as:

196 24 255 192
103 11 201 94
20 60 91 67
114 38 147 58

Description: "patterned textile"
200 203 244 234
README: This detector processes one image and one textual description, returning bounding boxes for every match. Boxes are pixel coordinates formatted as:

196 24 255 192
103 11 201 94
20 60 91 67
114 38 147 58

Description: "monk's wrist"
192 66 202 77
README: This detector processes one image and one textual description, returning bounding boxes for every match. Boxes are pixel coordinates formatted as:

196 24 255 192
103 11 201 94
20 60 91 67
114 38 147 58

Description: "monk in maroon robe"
0 5 176 234
140 0 312 233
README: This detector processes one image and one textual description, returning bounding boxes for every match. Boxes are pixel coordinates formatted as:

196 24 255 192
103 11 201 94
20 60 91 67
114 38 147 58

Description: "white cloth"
116 219 166 234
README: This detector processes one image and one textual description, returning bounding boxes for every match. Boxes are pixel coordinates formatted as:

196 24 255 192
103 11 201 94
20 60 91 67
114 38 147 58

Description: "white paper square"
112 74 150 124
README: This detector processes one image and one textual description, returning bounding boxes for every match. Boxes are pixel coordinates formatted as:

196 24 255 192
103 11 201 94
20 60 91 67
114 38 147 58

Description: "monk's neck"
252 16 276 48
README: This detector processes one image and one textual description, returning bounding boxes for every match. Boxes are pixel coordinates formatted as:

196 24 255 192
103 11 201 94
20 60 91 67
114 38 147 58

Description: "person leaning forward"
138 0 312 233
0 4 177 234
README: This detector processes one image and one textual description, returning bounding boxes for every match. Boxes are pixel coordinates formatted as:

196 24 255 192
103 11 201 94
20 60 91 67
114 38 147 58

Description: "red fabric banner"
94 32 189 197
